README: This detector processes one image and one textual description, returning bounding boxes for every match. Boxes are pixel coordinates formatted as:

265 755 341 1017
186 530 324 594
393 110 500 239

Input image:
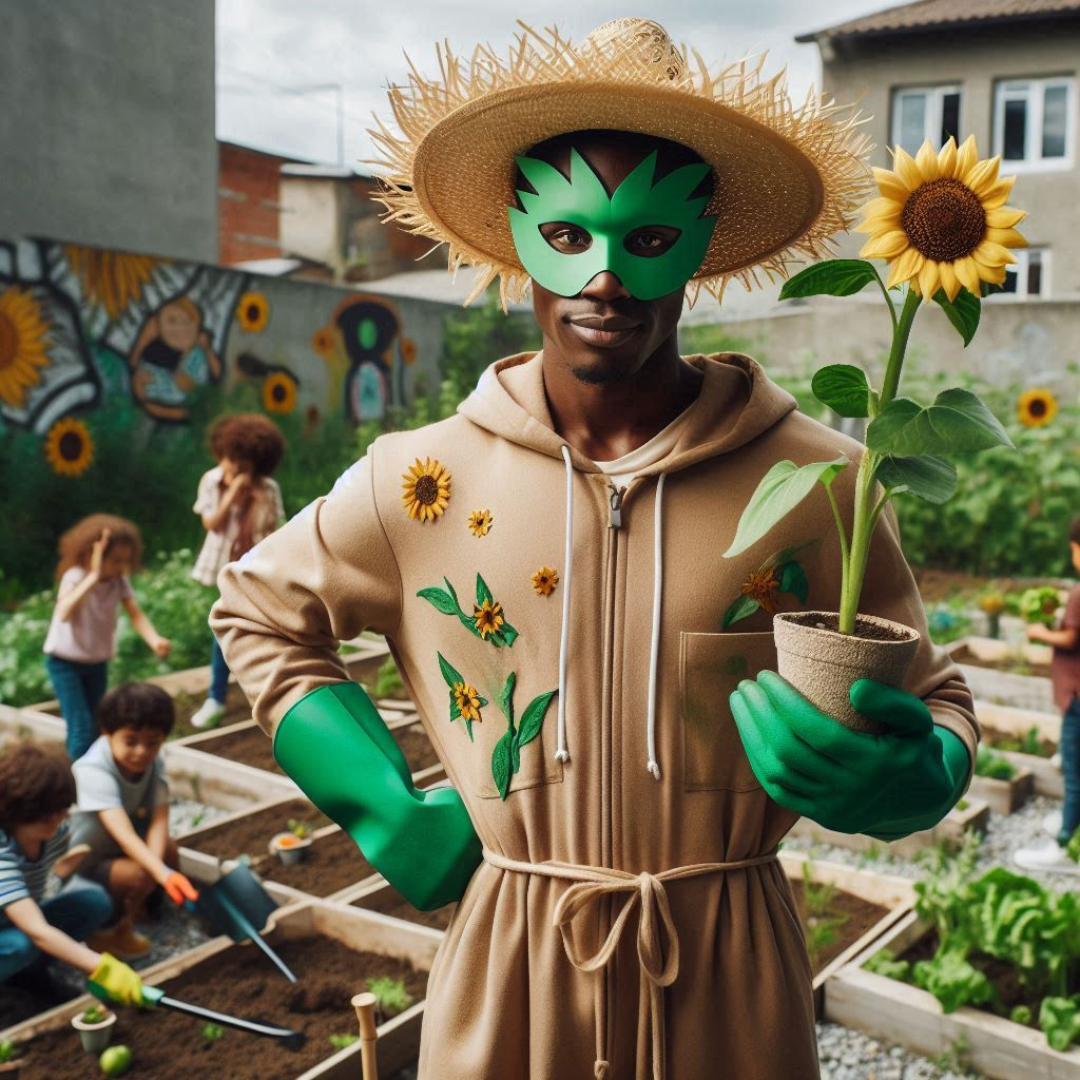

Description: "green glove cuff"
937 726 973 800
274 682 481 910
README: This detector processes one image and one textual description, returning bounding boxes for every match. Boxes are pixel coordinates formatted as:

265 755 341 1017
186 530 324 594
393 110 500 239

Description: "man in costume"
213 19 977 1078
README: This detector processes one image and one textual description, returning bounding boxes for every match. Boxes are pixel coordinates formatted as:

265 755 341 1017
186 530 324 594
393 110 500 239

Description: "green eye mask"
508 147 718 300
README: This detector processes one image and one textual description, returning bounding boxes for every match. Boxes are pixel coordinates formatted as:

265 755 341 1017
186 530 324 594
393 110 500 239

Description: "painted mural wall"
0 237 452 589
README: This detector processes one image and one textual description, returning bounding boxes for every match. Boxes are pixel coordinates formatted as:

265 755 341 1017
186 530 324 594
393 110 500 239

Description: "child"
43 515 172 761
189 413 285 729
0 741 146 1008
71 683 200 959
1015 514 1080 873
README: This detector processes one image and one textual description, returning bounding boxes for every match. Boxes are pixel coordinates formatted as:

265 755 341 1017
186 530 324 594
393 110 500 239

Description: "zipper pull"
608 483 625 529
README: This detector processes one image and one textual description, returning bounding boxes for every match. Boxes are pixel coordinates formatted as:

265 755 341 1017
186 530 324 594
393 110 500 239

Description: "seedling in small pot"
72 1002 117 1054
269 826 312 865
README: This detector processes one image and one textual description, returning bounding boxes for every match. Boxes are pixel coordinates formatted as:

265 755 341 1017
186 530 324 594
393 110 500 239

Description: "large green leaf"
812 365 871 418
723 457 849 559
492 732 513 800
875 456 958 504
779 259 878 300
476 574 493 606
866 389 1014 458
499 671 516 726
932 287 981 347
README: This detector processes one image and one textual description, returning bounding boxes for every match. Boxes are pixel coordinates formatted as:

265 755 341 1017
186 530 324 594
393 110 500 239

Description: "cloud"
217 1 884 167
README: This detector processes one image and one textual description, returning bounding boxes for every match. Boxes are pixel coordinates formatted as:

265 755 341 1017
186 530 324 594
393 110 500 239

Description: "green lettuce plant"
1019 586 1061 628
724 260 1014 634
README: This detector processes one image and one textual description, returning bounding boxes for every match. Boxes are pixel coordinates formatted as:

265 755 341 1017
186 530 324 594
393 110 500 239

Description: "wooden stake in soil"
352 991 379 1080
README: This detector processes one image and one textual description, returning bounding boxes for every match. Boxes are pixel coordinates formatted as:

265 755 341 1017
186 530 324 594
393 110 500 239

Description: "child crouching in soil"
71 683 200 959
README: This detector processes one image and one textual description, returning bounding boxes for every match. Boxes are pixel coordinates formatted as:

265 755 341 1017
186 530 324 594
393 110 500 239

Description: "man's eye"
541 225 591 251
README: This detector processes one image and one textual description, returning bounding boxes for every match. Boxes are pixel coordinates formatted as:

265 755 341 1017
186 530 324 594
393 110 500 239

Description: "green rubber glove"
729 671 971 839
87 953 148 1007
274 681 481 910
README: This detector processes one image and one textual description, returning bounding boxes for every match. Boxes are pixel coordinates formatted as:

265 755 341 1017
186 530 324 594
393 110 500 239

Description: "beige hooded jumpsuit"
213 351 979 1080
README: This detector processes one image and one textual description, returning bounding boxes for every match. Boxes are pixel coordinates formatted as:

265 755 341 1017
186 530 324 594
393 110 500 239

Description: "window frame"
890 84 963 156
992 75 1076 172
985 247 1050 301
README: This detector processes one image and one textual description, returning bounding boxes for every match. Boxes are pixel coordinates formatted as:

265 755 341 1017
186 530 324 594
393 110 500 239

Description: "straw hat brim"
414 81 825 286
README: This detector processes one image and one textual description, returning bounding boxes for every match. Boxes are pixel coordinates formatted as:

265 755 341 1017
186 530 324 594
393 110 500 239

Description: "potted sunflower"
725 135 1025 729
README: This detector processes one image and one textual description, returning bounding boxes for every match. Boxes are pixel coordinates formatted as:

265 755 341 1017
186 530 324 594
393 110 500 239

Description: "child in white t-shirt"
43 515 171 761
189 414 285 728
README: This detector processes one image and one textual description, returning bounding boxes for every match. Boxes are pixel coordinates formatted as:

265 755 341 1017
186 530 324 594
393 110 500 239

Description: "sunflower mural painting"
0 286 51 410
43 416 94 477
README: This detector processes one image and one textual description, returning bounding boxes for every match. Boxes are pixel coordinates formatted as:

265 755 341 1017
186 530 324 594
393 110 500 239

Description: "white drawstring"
555 445 574 763
646 473 666 780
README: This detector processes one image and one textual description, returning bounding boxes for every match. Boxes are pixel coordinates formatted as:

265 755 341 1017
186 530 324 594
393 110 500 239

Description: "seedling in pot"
72 1002 117 1054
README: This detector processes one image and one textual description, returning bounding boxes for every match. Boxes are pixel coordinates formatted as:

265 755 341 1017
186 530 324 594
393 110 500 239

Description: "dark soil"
981 724 1057 758
11 934 428 1080
352 884 456 932
182 799 331 861
951 644 1053 680
897 928 1069 1032
169 682 253 740
789 879 889 976
253 829 377 896
781 611 914 643
194 722 439 778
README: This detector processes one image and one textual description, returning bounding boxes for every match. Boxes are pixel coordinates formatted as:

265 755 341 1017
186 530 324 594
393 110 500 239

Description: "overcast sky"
216 1 893 169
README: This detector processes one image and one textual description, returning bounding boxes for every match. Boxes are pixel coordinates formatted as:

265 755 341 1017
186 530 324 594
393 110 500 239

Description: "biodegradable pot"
269 832 312 866
773 611 920 733
70 1008 116 1053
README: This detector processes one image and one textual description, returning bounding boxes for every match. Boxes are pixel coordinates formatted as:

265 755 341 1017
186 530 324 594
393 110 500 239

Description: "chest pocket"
680 631 777 792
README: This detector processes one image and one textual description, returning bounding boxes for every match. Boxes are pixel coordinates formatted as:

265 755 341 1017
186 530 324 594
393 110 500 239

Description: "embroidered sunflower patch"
418 573 519 647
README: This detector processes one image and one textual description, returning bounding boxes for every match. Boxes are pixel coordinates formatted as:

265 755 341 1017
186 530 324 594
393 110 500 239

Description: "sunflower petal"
915 140 940 181
953 135 980 181
916 259 942 299
985 227 1028 249
937 138 957 178
966 157 1002 197
886 246 923 288
954 256 984 296
891 146 925 192
981 176 1017 209
872 166 912 201
986 206 1026 229
938 260 962 303
974 241 1019 267
860 230 910 260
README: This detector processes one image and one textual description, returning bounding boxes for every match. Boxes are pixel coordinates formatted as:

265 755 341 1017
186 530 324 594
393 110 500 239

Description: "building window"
891 86 961 156
989 248 1048 300
993 77 1074 168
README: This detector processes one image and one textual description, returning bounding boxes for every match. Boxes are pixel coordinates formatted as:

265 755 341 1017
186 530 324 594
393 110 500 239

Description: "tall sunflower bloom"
1018 388 1057 428
855 135 1027 302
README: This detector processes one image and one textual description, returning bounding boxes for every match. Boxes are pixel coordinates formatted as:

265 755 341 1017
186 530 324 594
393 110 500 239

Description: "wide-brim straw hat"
366 18 875 309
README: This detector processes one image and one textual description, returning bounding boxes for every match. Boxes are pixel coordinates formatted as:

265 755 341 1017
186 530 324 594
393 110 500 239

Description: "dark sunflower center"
415 475 439 505
247 304 260 322
272 381 287 402
59 431 83 461
1029 398 1047 417
0 312 16 368
902 179 986 262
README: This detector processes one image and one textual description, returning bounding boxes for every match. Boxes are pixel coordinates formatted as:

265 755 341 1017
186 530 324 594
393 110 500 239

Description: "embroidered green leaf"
457 611 480 637
499 672 516 728
498 621 519 648
511 734 521 773
443 577 461 611
722 594 760 629
476 574 493 607
418 587 459 616
723 457 850 559
437 652 464 689
448 688 461 721
517 690 557 747
777 560 809 604
492 732 513 800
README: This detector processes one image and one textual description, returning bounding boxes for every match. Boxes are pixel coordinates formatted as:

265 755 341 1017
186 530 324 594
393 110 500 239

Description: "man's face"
513 137 715 385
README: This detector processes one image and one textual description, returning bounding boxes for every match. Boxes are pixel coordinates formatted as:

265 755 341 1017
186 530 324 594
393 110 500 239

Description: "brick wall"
219 142 298 265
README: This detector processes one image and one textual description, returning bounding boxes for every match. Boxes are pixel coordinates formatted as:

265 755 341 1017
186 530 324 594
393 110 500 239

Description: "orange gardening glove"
162 871 199 905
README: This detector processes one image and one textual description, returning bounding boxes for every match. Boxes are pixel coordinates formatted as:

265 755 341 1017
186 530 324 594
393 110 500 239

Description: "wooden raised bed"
0 900 440 1080
969 764 1035 815
178 796 381 904
948 637 1055 713
825 907 1080 1080
786 796 991 860
779 851 915 1019
346 878 457 934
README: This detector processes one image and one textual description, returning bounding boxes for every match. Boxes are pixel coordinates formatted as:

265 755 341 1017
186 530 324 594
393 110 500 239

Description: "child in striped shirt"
0 742 145 1009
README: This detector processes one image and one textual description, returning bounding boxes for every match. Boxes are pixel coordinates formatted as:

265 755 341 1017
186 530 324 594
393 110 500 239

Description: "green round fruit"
100 1044 133 1077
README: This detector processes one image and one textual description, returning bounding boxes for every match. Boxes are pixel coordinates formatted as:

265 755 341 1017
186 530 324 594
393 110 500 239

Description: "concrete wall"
816 20 1080 298
0 0 217 262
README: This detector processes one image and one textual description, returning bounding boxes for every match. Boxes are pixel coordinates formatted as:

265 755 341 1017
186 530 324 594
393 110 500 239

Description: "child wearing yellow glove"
0 742 145 1007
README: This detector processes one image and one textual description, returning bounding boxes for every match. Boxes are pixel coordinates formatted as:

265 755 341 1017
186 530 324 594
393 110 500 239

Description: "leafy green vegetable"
1040 995 1080 1052
366 976 414 1019
328 1033 359 1050
975 747 1016 781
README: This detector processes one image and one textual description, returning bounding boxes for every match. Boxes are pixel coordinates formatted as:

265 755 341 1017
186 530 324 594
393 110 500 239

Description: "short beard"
568 362 629 386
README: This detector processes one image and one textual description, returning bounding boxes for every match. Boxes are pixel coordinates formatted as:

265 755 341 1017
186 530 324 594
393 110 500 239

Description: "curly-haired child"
43 515 171 761
189 414 285 728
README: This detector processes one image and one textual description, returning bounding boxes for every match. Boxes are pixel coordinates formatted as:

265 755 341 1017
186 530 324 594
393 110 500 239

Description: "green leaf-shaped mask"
508 147 718 300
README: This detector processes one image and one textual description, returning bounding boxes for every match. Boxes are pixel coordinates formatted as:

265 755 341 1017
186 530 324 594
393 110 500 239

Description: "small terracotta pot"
269 832 312 866
773 610 920 733
71 1008 116 1053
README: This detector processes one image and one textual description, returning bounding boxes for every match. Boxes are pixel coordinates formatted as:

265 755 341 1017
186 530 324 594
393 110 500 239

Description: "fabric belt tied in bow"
483 847 779 1080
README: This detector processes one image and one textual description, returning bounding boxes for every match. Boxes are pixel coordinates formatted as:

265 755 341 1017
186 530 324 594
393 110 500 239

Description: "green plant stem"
839 285 922 633
879 287 922 408
871 267 899 340
825 484 850 585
